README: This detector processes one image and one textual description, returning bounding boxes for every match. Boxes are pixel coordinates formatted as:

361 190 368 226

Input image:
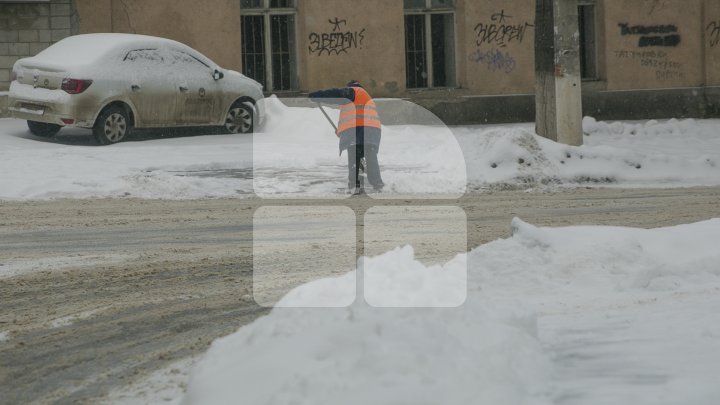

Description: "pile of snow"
180 219 720 405
460 117 720 189
2 103 720 200
182 247 549 405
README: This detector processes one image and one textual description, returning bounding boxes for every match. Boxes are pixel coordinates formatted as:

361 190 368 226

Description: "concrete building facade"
2 0 720 123
0 0 78 115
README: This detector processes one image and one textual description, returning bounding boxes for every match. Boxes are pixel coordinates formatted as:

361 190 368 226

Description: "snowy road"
1 188 719 404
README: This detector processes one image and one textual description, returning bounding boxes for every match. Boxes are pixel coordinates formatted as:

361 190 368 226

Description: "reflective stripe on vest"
336 87 382 134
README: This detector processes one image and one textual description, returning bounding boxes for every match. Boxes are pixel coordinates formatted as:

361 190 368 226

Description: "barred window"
404 0 456 89
241 0 297 91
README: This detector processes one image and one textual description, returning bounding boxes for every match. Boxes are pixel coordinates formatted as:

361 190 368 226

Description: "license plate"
19 103 46 115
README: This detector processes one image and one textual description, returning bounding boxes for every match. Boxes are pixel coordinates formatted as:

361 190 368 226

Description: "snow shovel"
316 103 367 174
316 102 339 136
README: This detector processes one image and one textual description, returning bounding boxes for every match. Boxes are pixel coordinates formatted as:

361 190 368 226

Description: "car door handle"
179 86 189 92
131 84 141 92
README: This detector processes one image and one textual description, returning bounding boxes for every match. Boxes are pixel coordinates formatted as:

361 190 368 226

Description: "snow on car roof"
28 33 210 68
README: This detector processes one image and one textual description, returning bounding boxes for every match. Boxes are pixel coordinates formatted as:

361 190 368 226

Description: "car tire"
27 121 61 138
222 102 254 134
94 105 131 145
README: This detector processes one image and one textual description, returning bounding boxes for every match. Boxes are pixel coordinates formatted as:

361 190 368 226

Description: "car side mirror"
213 69 224 81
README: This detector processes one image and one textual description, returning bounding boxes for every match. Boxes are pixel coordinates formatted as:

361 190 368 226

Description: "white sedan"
8 33 264 144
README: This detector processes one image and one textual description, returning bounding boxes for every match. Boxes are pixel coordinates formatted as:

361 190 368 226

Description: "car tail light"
61 78 93 94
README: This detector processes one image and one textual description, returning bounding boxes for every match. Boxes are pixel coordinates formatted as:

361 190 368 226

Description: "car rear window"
33 35 119 66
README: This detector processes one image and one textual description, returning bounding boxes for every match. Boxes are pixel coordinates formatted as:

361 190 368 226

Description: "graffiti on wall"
646 0 670 16
618 23 681 47
470 48 516 74
613 50 685 81
470 10 532 74
707 21 720 47
308 17 366 56
614 20 686 81
474 10 534 48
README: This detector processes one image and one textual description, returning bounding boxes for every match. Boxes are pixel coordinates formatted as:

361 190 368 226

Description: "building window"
578 0 598 80
241 0 297 91
404 0 456 89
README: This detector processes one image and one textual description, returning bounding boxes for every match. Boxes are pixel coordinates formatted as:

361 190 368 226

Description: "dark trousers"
347 144 384 190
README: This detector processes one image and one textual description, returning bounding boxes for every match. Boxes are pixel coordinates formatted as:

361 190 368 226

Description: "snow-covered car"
8 33 264 145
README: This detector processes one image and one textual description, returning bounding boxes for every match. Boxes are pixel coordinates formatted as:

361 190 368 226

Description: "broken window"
241 0 297 91
404 0 456 89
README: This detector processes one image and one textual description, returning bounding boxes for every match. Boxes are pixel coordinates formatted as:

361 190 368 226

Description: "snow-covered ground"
1 96 720 200
3 99 720 403
461 116 720 190
179 218 720 405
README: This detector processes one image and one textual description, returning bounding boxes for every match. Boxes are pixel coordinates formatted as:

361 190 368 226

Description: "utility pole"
535 0 583 146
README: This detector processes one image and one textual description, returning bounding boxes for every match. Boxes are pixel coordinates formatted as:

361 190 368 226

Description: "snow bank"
182 246 550 405
2 111 720 200
363 246 467 307
181 219 720 405
497 218 720 298
459 118 720 189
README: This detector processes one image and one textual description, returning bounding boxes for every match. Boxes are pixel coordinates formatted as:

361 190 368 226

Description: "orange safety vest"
336 87 382 135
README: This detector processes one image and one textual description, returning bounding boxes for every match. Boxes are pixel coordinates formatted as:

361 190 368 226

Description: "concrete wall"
705 0 720 86
74 0 110 34
3 0 720 123
68 0 720 96
603 0 703 90
298 0 406 96
462 0 536 94
75 0 241 72
0 0 78 91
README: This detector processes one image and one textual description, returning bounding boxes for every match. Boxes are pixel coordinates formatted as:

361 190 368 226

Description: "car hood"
226 69 263 92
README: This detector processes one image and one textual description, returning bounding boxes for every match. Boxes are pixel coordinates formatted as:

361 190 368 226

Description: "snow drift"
181 219 720 405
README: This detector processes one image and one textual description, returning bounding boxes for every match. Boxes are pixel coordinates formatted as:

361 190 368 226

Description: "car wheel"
27 121 61 138
223 102 254 134
94 106 130 145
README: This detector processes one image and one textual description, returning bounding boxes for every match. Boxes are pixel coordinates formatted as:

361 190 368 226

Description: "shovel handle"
317 103 339 136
